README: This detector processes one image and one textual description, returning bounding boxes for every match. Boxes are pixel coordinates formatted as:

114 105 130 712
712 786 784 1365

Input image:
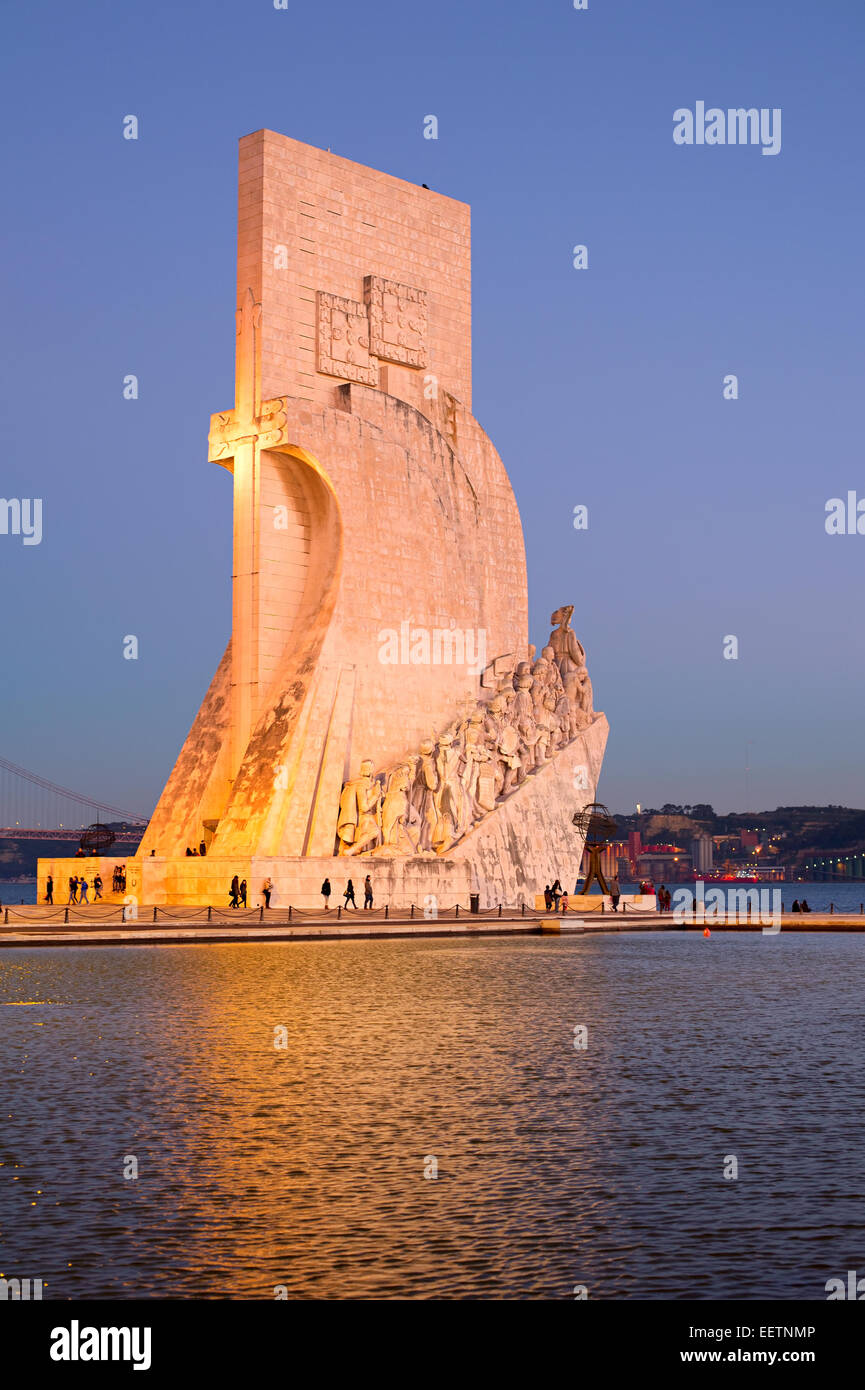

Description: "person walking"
544 884 553 912
93 873 103 901
363 875 373 909
262 877 272 909
344 878 357 910
199 840 207 857
68 876 78 904
78 877 90 904
658 883 666 914
551 878 563 913
321 877 332 911
610 875 621 912
239 879 248 907
561 890 570 913
229 875 240 908
45 874 54 904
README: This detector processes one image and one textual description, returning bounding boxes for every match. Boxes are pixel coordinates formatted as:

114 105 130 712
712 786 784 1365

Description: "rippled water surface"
2 933 864 1299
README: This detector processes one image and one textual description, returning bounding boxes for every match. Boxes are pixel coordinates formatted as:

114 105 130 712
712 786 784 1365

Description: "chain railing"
2 900 549 927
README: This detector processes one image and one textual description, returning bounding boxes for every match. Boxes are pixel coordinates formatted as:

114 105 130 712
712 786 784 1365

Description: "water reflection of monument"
119 133 609 906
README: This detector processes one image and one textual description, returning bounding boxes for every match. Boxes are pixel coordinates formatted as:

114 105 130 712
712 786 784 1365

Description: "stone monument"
42 131 608 909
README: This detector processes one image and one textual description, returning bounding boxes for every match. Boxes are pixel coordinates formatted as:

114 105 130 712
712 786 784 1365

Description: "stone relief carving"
549 604 594 732
377 762 419 855
337 758 383 855
411 739 439 852
364 275 428 367
336 607 597 857
207 397 290 461
316 291 378 386
316 276 428 381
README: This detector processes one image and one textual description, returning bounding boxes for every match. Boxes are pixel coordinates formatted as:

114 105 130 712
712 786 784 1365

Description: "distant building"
636 850 690 883
691 834 714 873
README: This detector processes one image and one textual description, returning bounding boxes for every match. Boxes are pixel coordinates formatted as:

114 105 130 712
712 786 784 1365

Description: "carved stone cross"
207 287 290 780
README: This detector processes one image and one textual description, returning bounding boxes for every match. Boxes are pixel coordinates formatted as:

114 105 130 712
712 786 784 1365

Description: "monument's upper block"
238 130 472 411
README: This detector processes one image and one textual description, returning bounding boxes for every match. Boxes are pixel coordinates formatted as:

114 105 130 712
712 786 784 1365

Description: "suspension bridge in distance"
0 755 149 841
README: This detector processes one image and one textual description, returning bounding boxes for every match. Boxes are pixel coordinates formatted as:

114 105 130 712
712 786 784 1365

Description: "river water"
2 932 864 1300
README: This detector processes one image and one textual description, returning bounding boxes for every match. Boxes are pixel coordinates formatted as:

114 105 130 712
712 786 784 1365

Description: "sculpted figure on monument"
499 667 518 714
461 709 496 819
529 656 554 762
549 606 593 734
511 662 541 778
542 645 565 699
337 759 383 856
483 695 521 797
412 740 439 853
573 649 594 730
363 602 597 860
543 682 563 755
433 728 467 853
555 687 574 746
380 762 418 853
497 722 521 796
483 695 507 796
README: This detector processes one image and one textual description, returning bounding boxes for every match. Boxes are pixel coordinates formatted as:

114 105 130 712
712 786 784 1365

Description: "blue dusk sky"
0 0 862 820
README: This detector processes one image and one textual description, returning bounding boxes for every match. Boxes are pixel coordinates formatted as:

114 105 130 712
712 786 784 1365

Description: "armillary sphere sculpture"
572 801 618 895
79 823 116 854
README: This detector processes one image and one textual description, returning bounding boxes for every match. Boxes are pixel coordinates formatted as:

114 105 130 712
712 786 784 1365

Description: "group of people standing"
226 876 275 908
543 880 569 913
543 875 623 913
43 867 125 904
54 873 104 904
320 876 375 910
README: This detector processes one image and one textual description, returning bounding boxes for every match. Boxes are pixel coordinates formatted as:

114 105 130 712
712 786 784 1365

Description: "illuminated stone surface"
72 131 609 906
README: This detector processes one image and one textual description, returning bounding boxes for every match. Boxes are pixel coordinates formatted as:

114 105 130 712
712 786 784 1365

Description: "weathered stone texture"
121 131 606 906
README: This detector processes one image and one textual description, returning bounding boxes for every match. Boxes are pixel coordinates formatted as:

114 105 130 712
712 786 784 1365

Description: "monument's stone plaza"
48 131 609 909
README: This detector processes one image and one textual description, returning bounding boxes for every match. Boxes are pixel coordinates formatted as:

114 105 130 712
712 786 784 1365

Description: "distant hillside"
612 805 865 858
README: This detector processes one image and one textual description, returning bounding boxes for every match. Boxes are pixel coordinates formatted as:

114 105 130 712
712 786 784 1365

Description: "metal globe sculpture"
572 801 618 895
79 823 116 854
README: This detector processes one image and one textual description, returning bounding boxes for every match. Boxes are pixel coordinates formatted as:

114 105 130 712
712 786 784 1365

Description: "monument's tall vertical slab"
135 131 608 903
